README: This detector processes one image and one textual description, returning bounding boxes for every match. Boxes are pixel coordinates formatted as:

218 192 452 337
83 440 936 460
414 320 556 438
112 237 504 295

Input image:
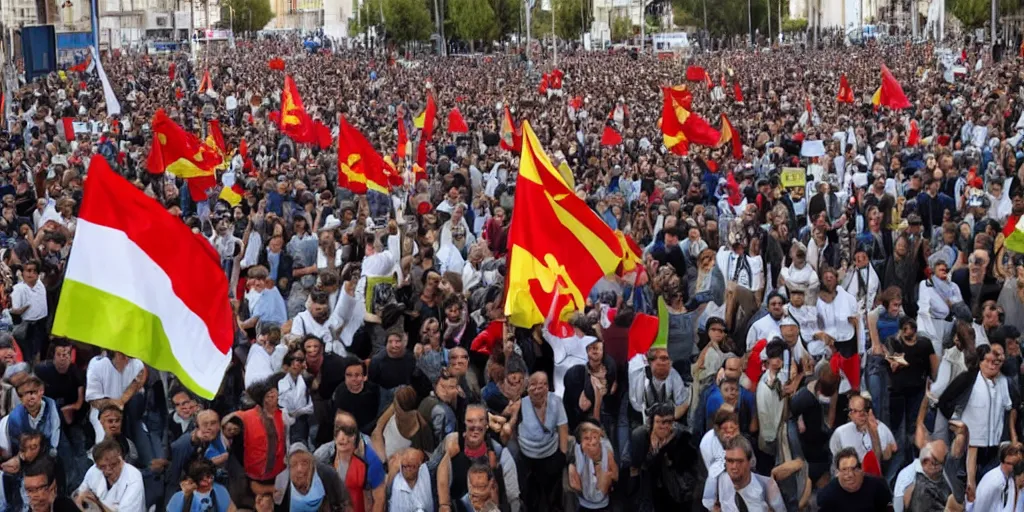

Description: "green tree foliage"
780 17 807 32
350 0 383 37
385 0 433 42
490 0 522 40
221 0 273 33
672 0 783 36
553 0 586 41
948 0 1014 28
611 15 632 42
449 0 498 49
532 7 553 37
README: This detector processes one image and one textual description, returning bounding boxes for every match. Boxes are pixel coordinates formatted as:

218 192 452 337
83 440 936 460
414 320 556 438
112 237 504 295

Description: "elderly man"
436 403 520 512
275 444 349 510
829 394 897 478
74 439 145 512
701 436 786 511
628 343 689 424
165 409 224 505
387 448 432 511
893 436 965 512
515 372 568 512
816 447 892 511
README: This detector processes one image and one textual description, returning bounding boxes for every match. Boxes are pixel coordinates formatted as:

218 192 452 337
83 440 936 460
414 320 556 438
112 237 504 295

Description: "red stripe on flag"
77 158 233 355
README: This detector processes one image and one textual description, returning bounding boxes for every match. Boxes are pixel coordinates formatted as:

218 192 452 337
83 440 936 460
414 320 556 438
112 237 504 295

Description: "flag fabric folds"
337 116 391 195
146 109 223 178
874 64 911 110
208 119 226 153
538 74 549 95
718 113 743 160
415 92 437 168
686 66 706 82
168 62 176 81
397 111 409 159
837 74 855 104
500 105 522 152
504 120 639 328
448 107 469 133
601 109 622 146
268 57 285 71
274 76 332 149
734 82 744 103
198 70 212 94
1005 216 1024 254
69 54 91 73
660 86 721 156
907 119 921 146
219 182 244 207
53 157 233 399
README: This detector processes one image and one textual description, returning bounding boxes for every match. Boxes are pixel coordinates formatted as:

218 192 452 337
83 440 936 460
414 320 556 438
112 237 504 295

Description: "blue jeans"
864 354 890 426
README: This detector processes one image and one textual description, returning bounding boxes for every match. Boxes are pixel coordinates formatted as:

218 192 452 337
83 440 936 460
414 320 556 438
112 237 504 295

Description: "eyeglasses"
334 424 357 436
837 465 862 475
24 482 51 494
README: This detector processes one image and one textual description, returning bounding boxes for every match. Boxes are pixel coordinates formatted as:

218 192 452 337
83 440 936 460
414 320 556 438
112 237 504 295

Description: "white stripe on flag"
90 46 121 117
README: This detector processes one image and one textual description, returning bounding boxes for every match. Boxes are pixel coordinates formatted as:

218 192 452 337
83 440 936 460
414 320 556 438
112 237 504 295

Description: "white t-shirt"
817 288 859 344
959 372 1013 447
11 280 47 321
829 421 897 462
77 462 146 512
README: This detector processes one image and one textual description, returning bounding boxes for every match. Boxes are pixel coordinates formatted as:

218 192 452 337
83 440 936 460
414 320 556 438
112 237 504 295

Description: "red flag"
397 111 409 158
186 174 217 202
197 70 212 94
550 70 563 90
704 70 714 90
274 75 332 149
538 74 549 95
660 86 720 155
734 82 744 103
907 119 921 146
718 113 743 160
806 98 813 116
69 54 91 73
268 57 285 71
447 107 469 133
628 312 659 360
168 62 176 81
337 116 391 194
601 110 622 146
415 92 437 168
720 73 726 89
685 66 706 82
208 119 226 153
876 64 912 110
499 105 522 152
175 88 183 100
61 118 75 142
239 138 254 175
569 96 584 111
837 74 855 104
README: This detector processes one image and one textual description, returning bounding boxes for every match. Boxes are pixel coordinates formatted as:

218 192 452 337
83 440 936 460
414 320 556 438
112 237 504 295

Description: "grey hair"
723 435 754 461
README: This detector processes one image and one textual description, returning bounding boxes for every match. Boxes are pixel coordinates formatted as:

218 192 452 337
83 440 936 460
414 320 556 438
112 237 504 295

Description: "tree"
532 7 553 37
490 0 522 40
553 0 585 41
780 17 807 32
350 0 383 40
611 15 632 42
384 0 433 43
449 0 497 51
948 0 1014 28
221 0 273 33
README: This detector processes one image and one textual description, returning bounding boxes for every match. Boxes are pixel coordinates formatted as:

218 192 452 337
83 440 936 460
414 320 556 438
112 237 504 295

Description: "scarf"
290 467 325 512
443 309 468 348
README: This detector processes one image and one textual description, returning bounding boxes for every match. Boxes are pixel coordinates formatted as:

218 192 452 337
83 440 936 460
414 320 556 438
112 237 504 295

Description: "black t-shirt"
332 382 381 436
887 335 935 393
368 353 416 390
34 361 84 414
789 387 831 464
816 475 891 511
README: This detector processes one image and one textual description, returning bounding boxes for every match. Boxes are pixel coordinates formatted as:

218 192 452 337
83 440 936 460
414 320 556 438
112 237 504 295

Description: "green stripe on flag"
52 279 220 399
1007 230 1024 255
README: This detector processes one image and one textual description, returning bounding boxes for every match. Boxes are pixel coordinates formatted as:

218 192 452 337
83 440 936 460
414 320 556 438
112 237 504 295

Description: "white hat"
779 316 799 328
320 214 341 232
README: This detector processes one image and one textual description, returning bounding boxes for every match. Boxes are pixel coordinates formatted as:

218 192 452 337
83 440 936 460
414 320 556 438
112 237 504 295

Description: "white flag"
90 46 121 117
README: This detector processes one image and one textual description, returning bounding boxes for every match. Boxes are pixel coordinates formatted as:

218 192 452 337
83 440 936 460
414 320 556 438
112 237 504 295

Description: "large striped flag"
504 120 640 328
337 116 391 194
872 64 911 110
53 157 233 399
660 85 720 156
717 113 743 160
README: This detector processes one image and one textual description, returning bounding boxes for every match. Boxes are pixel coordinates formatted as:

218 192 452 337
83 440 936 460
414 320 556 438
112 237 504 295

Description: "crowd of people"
0 28 1021 512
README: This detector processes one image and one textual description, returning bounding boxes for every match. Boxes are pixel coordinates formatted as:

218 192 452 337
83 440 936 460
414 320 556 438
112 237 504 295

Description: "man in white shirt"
972 441 1023 512
290 290 343 355
701 435 786 511
816 267 861 391
786 289 824 359
85 352 146 444
893 437 963 512
829 395 897 472
11 259 48 363
278 348 313 446
74 439 145 512
387 448 433 511
244 324 288 389
699 410 742 481
746 292 786 351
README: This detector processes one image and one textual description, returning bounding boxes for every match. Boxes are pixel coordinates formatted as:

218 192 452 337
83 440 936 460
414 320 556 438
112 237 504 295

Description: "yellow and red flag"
145 109 223 178
500 105 522 152
397 108 409 159
601 109 622 146
197 70 212 94
660 86 720 156
273 75 332 149
837 74 855 104
873 65 911 110
337 116 391 195
504 121 640 328
208 119 226 153
415 92 437 168
718 113 743 160
219 182 244 207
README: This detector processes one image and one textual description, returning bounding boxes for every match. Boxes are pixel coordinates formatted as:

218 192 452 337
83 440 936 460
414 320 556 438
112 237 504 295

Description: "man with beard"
883 234 924 318
289 290 343 355
631 403 691 511
436 404 520 512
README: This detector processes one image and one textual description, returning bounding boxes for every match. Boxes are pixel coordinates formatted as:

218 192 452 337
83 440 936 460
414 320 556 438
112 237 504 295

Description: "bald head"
920 440 948 480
